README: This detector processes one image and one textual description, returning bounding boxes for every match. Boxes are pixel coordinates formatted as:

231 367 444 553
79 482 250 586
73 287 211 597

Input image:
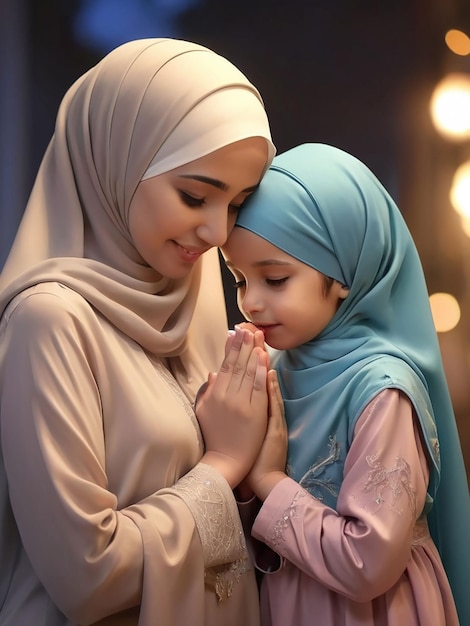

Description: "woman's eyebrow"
178 174 259 193
225 259 292 268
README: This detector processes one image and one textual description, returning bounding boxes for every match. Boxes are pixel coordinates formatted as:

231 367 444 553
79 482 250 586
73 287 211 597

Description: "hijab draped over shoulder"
0 38 274 393
235 143 469 625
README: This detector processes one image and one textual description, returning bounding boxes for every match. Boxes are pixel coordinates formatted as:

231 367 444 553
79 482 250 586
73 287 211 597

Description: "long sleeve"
0 284 254 626
252 389 430 602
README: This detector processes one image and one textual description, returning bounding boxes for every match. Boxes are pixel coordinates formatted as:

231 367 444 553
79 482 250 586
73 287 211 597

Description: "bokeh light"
429 292 461 332
445 29 470 56
450 160 470 218
430 73 470 140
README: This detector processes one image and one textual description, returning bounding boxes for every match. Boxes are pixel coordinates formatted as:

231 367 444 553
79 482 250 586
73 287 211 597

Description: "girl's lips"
255 323 280 332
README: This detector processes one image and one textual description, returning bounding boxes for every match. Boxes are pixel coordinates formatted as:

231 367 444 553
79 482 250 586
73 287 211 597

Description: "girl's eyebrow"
178 174 259 194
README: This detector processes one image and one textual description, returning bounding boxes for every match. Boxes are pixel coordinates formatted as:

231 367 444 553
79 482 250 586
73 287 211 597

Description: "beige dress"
0 281 260 626
0 38 274 626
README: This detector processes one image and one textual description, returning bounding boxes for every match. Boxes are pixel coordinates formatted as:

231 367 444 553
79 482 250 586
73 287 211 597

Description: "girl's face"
128 137 268 280
222 227 348 350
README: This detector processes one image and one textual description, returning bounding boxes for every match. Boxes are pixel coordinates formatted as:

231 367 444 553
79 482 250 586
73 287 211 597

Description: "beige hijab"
0 38 274 390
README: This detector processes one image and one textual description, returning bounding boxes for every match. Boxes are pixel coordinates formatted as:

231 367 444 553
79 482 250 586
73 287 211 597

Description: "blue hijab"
236 143 469 624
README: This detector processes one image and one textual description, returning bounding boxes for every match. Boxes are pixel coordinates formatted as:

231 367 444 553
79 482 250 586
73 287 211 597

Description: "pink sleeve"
252 389 431 602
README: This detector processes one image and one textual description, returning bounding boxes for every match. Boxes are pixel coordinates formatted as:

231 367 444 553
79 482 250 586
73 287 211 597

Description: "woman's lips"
174 242 206 263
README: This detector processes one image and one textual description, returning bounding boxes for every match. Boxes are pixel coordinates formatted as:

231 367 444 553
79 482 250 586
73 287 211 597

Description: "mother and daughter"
0 36 467 626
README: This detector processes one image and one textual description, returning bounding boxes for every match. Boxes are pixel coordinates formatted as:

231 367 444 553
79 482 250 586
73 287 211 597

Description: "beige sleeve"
0 288 248 625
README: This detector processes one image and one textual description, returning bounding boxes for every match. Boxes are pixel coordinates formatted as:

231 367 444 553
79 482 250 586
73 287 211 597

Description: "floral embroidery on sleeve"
269 489 307 547
296 435 340 501
362 453 417 516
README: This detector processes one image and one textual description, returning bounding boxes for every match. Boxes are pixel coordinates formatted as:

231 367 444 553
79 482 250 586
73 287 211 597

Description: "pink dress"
252 389 460 625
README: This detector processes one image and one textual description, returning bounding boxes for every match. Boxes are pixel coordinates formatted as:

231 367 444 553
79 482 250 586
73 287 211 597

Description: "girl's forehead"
223 227 298 267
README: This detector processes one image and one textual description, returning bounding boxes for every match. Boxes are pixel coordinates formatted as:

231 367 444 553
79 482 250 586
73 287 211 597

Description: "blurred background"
1 0 469 481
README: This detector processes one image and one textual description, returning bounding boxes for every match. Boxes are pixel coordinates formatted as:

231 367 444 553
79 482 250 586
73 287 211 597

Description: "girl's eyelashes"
233 277 288 289
266 277 288 287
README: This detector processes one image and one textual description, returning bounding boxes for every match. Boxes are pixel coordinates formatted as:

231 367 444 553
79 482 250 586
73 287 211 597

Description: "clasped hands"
196 324 288 501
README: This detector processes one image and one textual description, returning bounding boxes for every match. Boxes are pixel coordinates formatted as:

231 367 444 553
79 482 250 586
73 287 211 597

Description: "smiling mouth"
175 242 207 258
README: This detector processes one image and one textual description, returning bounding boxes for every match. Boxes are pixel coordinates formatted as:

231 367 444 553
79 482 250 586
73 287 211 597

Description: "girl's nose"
240 287 264 316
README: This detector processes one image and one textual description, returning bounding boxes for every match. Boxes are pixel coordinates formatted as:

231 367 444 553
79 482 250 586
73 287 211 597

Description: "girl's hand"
247 369 288 501
196 326 269 488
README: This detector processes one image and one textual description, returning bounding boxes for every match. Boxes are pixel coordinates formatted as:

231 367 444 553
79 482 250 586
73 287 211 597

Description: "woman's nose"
196 208 229 247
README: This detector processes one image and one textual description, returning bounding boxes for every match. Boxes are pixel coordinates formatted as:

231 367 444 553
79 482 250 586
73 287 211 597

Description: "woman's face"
128 137 268 280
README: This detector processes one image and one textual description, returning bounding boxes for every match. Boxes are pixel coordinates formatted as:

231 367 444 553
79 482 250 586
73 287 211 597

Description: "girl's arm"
252 389 430 601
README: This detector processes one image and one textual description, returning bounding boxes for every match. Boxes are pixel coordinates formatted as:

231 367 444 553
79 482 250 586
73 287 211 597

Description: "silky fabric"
0 37 274 394
0 38 274 625
236 143 469 625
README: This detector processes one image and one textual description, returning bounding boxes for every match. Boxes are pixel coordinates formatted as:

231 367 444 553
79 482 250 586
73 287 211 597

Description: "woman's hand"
224 322 267 357
196 326 269 488
246 368 288 501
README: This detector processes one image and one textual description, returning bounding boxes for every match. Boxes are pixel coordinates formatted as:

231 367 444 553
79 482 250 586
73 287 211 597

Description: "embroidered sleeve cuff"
173 462 247 568
253 476 309 547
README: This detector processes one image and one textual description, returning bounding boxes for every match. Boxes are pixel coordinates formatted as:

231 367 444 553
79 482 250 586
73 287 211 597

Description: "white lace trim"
269 489 307 547
174 463 248 601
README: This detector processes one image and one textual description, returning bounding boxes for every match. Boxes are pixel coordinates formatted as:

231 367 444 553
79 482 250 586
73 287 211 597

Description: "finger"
219 326 244 376
236 321 258 334
194 372 218 414
194 380 209 410
253 329 267 351
224 329 236 359
268 369 285 420
224 327 257 392
238 346 268 402
236 323 266 353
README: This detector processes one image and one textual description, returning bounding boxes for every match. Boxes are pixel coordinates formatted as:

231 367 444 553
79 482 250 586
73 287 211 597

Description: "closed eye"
234 279 246 289
179 190 205 207
266 277 288 287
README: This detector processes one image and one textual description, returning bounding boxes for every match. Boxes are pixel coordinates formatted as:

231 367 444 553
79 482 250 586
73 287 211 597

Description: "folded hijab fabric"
236 143 469 625
0 38 275 387
0 38 275 625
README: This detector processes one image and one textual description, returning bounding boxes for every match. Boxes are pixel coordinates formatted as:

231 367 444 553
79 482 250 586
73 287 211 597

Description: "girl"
0 38 279 625
222 143 469 625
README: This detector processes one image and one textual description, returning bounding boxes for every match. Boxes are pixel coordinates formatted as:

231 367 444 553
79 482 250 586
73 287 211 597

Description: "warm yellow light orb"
429 292 461 332
450 160 470 218
445 29 470 56
430 73 470 140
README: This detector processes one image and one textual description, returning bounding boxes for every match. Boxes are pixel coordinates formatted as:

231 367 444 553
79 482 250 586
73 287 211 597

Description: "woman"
0 38 277 625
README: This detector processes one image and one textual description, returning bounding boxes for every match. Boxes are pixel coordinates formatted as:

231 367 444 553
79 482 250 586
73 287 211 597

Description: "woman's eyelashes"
178 190 242 213
178 190 205 207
